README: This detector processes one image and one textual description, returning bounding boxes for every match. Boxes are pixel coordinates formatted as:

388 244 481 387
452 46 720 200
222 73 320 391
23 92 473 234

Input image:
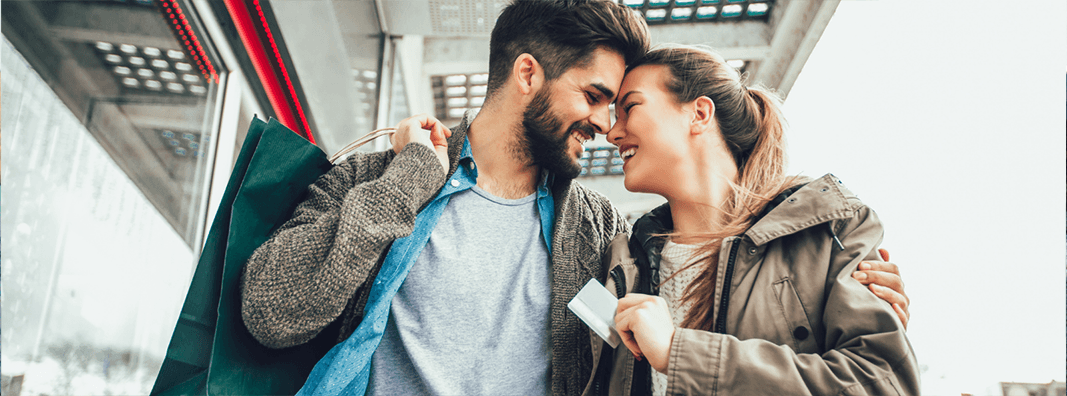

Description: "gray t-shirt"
367 185 552 396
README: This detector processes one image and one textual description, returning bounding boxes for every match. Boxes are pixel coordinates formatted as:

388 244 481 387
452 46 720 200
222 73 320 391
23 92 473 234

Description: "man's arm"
240 142 446 349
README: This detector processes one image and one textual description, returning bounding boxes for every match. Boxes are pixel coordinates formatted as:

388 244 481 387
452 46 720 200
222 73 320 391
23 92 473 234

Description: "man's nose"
590 106 611 135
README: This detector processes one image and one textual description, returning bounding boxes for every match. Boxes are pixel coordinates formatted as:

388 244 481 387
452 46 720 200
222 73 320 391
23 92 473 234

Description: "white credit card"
568 279 621 348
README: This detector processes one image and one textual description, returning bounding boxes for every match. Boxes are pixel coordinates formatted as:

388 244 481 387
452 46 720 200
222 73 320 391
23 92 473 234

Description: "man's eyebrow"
590 83 615 101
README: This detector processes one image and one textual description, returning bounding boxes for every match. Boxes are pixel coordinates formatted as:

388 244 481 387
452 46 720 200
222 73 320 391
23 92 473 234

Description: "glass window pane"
1 0 225 393
271 0 383 155
387 50 411 129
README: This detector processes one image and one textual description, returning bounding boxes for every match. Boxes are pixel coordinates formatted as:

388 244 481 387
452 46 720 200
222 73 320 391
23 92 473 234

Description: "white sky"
781 1 1066 395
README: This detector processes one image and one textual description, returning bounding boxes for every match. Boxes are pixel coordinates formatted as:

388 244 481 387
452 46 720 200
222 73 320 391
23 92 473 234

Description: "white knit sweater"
652 240 703 396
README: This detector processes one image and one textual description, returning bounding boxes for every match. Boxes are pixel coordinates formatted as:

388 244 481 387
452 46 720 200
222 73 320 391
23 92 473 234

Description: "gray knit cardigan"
240 117 631 395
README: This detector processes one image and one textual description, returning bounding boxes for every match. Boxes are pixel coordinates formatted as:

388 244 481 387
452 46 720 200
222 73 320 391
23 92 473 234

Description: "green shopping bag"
151 118 338 395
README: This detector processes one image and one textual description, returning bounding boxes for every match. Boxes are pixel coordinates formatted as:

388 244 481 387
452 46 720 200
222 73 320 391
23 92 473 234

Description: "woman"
585 46 919 395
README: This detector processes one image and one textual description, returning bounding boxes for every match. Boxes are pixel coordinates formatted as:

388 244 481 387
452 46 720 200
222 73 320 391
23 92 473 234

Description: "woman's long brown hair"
633 46 802 331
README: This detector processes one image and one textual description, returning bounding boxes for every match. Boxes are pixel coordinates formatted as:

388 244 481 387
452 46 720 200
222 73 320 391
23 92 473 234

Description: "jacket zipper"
610 266 626 297
714 237 742 334
592 266 628 395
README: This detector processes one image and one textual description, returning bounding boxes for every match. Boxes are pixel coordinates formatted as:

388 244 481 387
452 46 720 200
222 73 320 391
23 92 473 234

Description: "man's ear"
691 96 716 135
513 53 544 96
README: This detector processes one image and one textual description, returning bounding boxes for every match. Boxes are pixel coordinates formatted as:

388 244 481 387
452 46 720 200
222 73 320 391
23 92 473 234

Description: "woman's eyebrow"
618 90 642 105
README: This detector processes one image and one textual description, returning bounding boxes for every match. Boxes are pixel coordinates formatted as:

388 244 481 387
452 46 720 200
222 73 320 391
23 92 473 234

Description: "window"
1 1 225 393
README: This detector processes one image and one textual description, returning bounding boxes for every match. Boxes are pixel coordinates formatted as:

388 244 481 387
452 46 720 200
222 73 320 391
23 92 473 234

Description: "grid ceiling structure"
353 69 380 128
622 0 775 24
431 72 488 122
92 41 209 96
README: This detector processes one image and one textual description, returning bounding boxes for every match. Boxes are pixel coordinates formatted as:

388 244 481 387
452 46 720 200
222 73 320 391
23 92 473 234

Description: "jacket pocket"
772 277 819 353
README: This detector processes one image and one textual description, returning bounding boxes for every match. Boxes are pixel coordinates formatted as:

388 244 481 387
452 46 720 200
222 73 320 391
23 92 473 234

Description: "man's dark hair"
486 0 650 100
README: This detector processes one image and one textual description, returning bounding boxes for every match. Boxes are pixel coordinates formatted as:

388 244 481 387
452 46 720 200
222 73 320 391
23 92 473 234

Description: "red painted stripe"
223 0 301 137
252 0 315 144
161 0 219 84
171 0 219 83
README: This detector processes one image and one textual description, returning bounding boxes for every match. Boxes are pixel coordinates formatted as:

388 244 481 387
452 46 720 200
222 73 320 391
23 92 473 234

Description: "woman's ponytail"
735 87 788 211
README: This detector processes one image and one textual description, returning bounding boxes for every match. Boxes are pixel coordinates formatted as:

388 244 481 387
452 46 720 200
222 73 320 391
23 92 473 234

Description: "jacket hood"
746 174 859 246
632 173 860 248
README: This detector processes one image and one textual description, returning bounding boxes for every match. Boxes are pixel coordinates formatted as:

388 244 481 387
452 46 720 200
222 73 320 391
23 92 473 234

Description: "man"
240 1 909 395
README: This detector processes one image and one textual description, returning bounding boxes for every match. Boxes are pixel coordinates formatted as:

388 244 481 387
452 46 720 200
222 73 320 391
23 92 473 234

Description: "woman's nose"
607 123 625 144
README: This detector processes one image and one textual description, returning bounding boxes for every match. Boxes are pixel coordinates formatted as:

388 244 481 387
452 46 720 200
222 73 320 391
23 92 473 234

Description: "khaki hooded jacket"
583 174 920 396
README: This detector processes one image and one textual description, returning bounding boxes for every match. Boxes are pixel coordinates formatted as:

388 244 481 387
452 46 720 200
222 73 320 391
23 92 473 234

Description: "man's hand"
390 114 451 173
852 248 910 329
614 294 675 374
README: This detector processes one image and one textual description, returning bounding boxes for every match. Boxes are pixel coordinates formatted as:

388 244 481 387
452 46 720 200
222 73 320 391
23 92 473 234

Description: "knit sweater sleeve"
240 143 446 349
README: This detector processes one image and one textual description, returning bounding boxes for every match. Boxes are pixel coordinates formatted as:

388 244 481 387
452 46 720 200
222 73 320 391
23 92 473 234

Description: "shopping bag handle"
329 128 396 164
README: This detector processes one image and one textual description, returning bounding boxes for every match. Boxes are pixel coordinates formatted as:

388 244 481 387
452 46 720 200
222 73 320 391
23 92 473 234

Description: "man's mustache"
569 122 595 140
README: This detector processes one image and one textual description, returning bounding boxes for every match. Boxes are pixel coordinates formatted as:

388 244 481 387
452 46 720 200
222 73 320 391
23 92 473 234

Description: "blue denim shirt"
297 138 555 396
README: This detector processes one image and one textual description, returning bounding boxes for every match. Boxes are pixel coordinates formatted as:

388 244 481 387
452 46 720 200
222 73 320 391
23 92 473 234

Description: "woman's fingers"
615 294 654 359
617 293 665 312
614 306 644 360
615 294 673 371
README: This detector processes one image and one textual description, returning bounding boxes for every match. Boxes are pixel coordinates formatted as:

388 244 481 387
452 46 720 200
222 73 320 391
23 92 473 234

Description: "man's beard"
519 85 594 181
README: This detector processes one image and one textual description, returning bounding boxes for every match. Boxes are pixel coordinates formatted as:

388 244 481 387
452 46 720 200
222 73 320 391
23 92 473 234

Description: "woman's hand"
851 248 910 329
390 114 452 173
615 293 676 374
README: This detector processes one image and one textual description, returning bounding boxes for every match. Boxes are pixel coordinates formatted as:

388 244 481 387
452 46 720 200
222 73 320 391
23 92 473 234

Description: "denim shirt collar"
456 136 553 196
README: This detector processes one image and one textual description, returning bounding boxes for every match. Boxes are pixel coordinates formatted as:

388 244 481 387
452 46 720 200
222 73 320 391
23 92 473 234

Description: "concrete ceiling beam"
752 0 842 98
